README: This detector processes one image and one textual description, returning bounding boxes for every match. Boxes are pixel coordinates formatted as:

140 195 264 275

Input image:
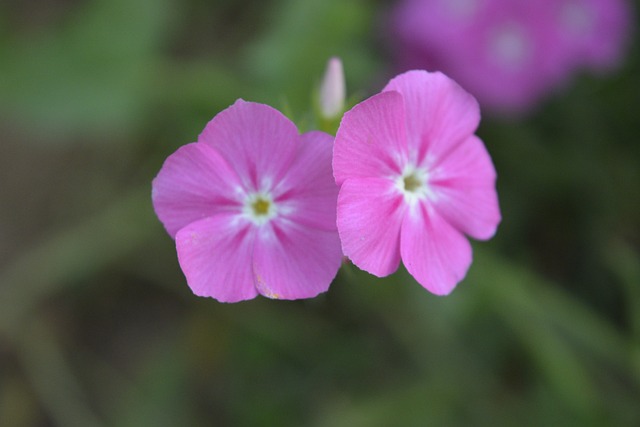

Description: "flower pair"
152 70 501 302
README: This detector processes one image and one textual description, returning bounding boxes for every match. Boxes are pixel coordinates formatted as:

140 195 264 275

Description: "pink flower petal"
437 2 571 114
333 91 408 186
198 100 300 191
337 177 405 277
273 131 338 231
383 70 480 162
152 142 242 238
252 221 342 300
554 0 632 72
401 203 472 295
175 214 258 303
430 135 501 240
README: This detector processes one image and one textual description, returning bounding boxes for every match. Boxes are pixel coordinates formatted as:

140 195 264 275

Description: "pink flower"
389 0 632 114
549 0 632 72
390 0 569 113
152 100 342 302
333 70 501 295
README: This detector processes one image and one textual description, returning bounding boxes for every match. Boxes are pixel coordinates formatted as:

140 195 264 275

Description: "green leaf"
0 0 177 141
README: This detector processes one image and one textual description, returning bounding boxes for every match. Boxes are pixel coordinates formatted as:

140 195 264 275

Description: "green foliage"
0 0 176 138
243 0 379 114
0 0 639 426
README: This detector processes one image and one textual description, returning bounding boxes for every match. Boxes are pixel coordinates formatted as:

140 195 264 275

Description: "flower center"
243 192 277 225
252 198 271 216
403 174 423 193
445 0 478 20
560 1 592 35
488 23 530 69
396 166 432 203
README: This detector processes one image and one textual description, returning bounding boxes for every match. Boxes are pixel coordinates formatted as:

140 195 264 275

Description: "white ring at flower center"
395 165 433 204
488 23 530 68
242 192 278 225
561 1 593 35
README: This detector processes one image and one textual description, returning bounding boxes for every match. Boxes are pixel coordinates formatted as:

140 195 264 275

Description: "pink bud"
319 57 346 119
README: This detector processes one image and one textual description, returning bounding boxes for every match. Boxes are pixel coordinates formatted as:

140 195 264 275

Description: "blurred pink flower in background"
390 0 632 114
152 100 342 303
551 0 632 72
333 71 500 295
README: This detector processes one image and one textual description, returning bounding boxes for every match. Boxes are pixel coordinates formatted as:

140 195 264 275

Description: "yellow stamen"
403 174 422 192
252 198 270 216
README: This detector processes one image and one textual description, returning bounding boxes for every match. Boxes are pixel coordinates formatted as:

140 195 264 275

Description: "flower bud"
318 57 346 120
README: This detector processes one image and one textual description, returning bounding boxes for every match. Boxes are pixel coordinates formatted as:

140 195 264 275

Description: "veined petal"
337 177 405 277
430 135 501 240
383 70 480 164
198 100 299 191
251 221 342 300
273 131 338 231
152 142 243 238
175 214 258 303
401 203 472 295
333 91 408 186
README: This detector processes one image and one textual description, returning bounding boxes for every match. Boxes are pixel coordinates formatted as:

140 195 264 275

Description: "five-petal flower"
333 70 501 295
152 100 343 302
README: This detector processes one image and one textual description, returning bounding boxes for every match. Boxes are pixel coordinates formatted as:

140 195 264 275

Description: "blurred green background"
1 0 639 426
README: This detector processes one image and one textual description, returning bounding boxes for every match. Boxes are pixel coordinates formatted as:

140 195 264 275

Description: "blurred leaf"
108 340 197 427
604 240 640 376
473 247 639 418
16 319 104 427
0 0 177 140
0 374 41 427
0 186 158 338
156 60 255 141
243 0 379 112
